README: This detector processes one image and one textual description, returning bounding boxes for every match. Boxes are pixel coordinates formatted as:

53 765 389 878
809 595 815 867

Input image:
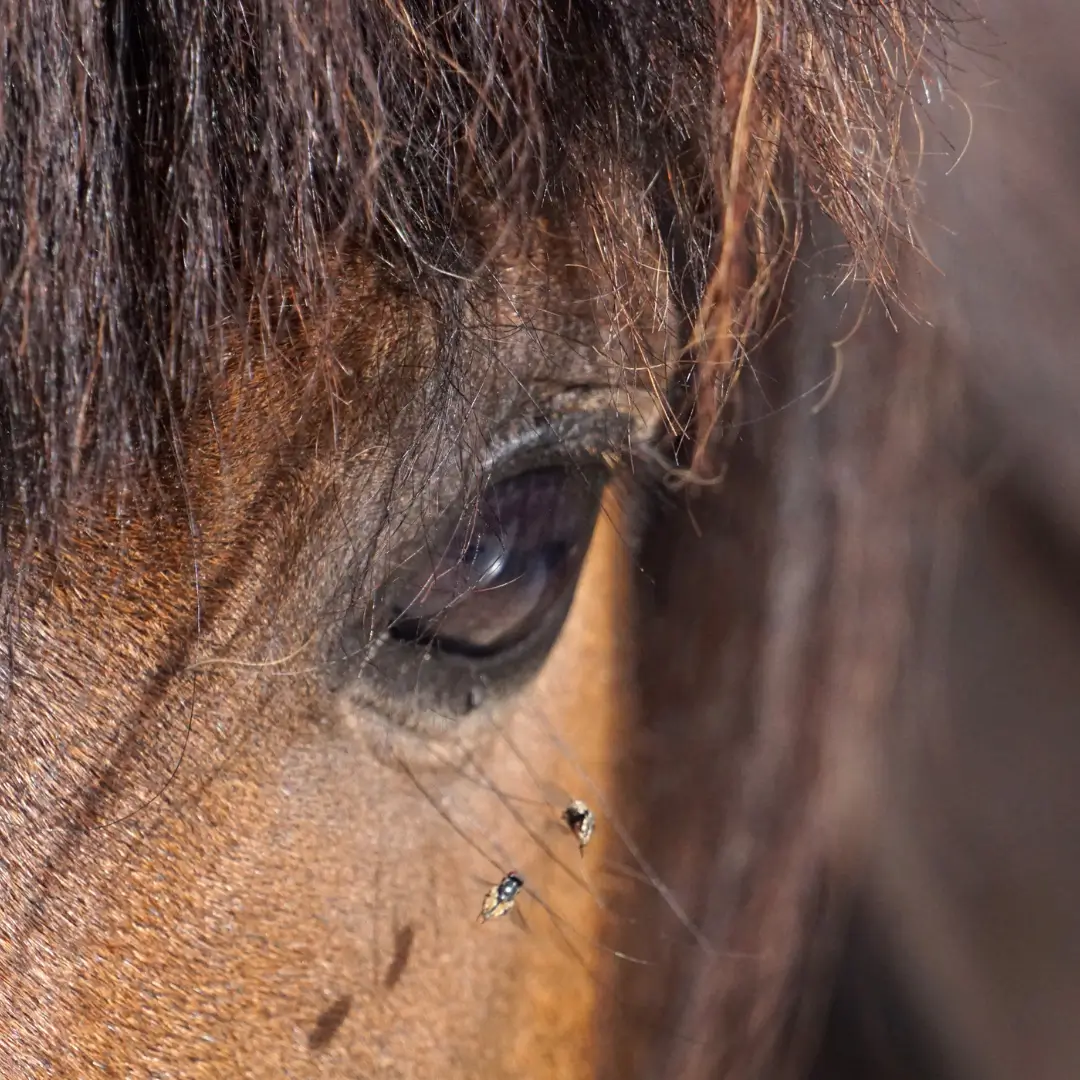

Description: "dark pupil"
383 466 602 657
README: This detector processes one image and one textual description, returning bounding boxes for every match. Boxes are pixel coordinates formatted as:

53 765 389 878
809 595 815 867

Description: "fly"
562 799 596 856
477 870 525 923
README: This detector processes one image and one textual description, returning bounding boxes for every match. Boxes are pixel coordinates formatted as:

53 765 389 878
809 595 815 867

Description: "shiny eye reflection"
381 465 605 659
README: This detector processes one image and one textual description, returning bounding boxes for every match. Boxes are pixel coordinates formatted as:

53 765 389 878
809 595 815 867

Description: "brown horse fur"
4 0 1080 1078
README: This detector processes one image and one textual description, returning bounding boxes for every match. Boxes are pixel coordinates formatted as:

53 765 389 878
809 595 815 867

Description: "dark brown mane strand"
0 0 948 547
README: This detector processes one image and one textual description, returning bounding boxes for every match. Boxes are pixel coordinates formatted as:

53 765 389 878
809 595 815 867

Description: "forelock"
0 0 952 546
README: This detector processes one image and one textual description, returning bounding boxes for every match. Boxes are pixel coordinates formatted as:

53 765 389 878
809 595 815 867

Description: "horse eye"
383 465 602 657
340 463 608 717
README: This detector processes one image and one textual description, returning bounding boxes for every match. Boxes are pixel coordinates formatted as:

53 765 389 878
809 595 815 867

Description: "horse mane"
0 0 950 546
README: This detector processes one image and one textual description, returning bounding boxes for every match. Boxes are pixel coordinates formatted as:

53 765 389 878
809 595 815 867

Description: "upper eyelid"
478 406 649 482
